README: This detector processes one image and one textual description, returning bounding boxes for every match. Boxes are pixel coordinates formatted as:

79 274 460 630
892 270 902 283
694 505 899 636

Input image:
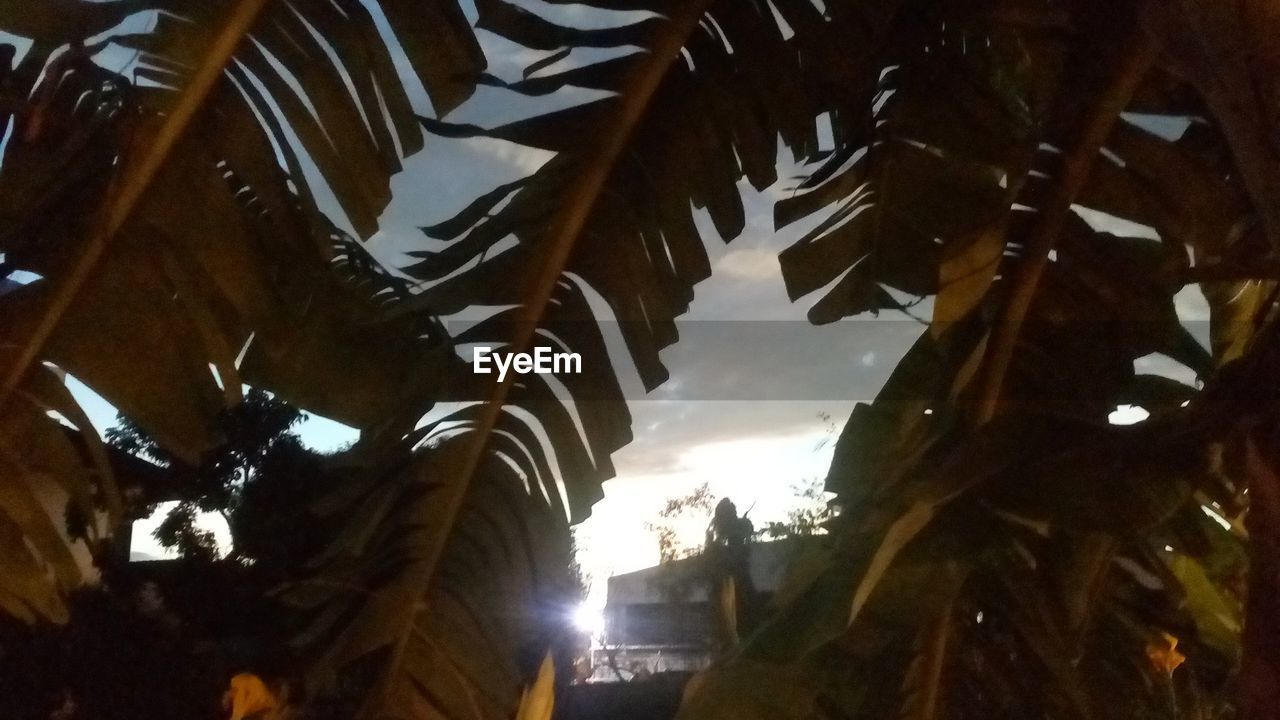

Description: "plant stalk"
1240 432 1280 720
972 17 1160 424
0 0 273 414
359 2 718 715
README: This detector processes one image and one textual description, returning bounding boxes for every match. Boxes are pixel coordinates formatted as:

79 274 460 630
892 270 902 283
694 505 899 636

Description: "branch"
973 16 1161 424
0 0 272 413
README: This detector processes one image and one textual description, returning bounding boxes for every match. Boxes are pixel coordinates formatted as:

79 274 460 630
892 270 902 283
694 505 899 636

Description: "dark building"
590 537 817 681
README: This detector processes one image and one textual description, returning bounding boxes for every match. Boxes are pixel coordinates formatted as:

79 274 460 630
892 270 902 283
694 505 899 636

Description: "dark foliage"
0 587 228 720
106 387 324 570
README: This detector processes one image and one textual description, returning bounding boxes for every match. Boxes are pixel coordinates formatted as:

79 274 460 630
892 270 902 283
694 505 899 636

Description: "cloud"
716 247 781 281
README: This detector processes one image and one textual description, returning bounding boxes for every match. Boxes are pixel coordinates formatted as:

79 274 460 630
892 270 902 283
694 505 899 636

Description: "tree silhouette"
106 388 321 569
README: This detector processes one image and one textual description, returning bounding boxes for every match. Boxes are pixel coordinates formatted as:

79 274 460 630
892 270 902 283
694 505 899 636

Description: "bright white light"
1201 504 1232 531
1108 404 1149 425
571 603 605 636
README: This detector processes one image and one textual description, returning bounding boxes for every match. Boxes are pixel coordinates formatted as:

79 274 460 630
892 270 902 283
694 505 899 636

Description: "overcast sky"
303 6 923 606
7 1 894 591
366 127 922 605
30 1 1213 606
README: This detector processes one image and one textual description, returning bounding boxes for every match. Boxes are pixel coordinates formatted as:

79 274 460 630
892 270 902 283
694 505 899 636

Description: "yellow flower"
1146 632 1186 675
223 673 278 720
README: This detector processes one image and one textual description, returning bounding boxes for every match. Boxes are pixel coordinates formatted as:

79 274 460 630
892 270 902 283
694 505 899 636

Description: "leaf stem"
1240 433 1280 720
972 18 1160 424
359 2 718 715
0 0 272 415
1148 1 1280 255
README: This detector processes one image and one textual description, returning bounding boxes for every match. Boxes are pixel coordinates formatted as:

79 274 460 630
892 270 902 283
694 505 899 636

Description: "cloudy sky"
41 0 1211 605
0 1 883 589
302 3 926 606
344 4 1207 604
30 2 910 586
367 129 923 606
